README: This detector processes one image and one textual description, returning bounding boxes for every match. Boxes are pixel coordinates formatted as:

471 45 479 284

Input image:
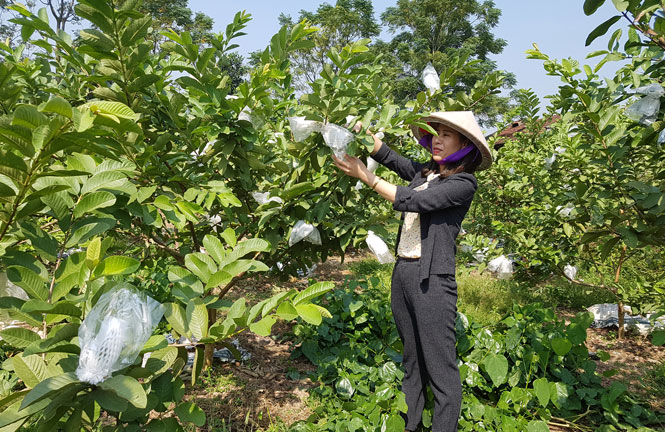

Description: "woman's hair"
421 136 482 179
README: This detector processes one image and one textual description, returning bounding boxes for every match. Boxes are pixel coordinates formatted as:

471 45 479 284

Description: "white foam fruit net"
76 286 163 385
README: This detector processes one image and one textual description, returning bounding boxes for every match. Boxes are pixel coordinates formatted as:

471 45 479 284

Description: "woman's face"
430 123 467 163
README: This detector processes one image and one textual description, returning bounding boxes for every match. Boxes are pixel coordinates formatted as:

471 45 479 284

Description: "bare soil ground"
184 253 368 431
183 257 665 431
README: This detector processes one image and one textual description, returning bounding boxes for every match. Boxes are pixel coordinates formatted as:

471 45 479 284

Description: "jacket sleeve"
393 173 477 213
371 143 427 182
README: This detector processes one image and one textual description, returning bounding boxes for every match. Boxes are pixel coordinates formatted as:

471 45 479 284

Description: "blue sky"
188 0 624 104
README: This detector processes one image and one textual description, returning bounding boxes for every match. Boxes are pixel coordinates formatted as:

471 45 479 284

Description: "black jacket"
372 144 477 282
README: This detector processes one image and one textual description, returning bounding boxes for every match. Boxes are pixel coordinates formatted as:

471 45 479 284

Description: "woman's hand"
352 121 383 156
332 154 370 182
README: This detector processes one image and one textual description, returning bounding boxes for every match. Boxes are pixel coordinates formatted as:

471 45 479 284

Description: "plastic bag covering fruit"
563 264 578 280
288 116 323 142
321 123 354 160
76 286 163 385
422 63 440 95
366 231 395 264
251 192 283 205
544 154 556 169
288 220 322 247
625 83 665 125
487 255 513 279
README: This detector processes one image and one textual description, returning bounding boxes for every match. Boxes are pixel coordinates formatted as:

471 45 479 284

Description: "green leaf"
220 238 270 265
12 354 47 389
186 299 208 340
98 375 147 409
21 300 81 317
483 353 508 386
292 281 334 305
383 413 406 432
175 402 206 426
653 330 665 346
164 303 189 337
136 186 156 203
586 15 621 46
39 96 72 119
220 227 237 248
144 347 178 379
551 337 573 356
141 335 168 354
83 101 138 120
6 266 48 300
191 346 204 386
19 372 81 410
583 0 606 15
205 270 232 291
185 253 214 283
93 389 128 412
295 303 322 325
86 237 102 269
611 0 629 11
65 217 115 247
202 235 226 264
73 191 116 217
0 328 40 348
276 301 298 320
533 378 550 407
600 236 621 260
23 323 79 356
249 315 276 337
281 182 315 201
80 171 127 195
598 350 611 360
20 222 58 262
527 420 550 432
95 256 140 276
12 105 47 129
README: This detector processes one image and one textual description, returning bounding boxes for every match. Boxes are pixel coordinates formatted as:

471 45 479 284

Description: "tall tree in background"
378 0 514 124
277 0 380 92
122 0 214 48
41 0 79 31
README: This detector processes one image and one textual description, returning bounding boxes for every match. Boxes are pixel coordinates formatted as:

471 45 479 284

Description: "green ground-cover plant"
287 273 664 431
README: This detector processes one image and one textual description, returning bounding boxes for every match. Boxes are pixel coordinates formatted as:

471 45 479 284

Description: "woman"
332 111 492 432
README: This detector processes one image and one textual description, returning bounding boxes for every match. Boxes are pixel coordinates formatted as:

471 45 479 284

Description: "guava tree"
0 1 334 429
471 0 665 339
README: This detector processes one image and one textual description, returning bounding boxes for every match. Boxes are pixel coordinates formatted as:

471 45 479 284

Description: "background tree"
377 0 514 124
276 0 380 92
41 0 79 31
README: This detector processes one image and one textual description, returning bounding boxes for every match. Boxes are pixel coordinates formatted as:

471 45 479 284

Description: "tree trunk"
614 245 627 339
203 308 216 369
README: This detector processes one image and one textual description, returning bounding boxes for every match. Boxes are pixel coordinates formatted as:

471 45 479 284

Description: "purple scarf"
418 134 479 165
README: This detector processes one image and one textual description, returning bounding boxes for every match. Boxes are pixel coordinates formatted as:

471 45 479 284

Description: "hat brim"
410 114 492 171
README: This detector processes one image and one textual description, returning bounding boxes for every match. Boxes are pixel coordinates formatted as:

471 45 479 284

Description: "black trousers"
391 258 461 432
